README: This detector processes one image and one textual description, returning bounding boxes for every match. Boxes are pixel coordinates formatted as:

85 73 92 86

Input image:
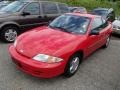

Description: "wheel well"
0 24 20 32
64 50 84 73
74 50 84 60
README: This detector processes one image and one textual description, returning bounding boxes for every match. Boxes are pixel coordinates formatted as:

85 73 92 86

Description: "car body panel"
16 26 85 58
9 45 66 78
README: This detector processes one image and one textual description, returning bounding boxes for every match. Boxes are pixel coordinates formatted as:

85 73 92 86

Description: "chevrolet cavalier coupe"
9 13 112 78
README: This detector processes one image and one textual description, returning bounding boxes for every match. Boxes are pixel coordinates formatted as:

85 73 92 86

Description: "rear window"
58 3 69 13
91 17 103 30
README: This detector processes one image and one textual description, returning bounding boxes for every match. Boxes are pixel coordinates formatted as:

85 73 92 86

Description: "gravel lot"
0 37 120 90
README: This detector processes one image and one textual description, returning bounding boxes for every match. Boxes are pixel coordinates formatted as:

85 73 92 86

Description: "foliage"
51 0 120 16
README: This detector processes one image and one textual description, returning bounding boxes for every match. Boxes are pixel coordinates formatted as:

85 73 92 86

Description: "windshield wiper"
49 25 70 33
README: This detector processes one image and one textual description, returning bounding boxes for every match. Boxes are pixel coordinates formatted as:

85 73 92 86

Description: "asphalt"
0 36 120 90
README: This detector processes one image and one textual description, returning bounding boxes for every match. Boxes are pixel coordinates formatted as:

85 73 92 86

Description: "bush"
51 0 120 16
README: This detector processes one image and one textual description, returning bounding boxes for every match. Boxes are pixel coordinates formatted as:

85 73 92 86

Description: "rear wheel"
64 53 82 78
0 26 19 43
102 36 110 48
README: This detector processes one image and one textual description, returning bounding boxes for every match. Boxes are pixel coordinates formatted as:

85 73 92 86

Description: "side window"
91 17 103 30
102 18 106 24
23 3 40 15
58 4 69 13
102 18 108 27
42 2 58 14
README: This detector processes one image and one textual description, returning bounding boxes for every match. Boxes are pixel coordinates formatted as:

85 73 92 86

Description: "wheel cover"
5 29 17 42
106 37 110 46
70 57 80 74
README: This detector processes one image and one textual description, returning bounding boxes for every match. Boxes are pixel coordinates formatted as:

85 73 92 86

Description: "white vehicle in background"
112 17 120 35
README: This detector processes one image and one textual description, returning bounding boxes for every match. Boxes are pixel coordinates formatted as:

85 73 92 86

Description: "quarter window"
42 2 58 14
91 17 103 30
23 3 40 15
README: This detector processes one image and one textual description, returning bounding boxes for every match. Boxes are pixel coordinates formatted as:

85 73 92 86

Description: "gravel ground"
0 36 120 90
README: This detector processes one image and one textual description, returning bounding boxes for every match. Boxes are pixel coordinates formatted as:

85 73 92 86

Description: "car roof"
18 0 68 6
67 13 101 19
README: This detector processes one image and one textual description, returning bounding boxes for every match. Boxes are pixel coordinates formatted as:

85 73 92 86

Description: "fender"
0 21 20 30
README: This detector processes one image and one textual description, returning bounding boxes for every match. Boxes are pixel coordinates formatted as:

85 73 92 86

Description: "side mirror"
21 12 30 16
90 29 99 35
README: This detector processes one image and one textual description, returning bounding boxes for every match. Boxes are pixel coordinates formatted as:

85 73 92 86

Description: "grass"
51 0 120 16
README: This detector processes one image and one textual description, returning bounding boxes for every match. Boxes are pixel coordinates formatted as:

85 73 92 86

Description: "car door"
41 1 60 23
98 18 110 45
85 17 104 56
19 2 44 29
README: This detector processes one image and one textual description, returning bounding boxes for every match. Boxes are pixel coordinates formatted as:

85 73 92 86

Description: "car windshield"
49 14 90 34
0 1 28 13
93 10 107 16
0 5 6 9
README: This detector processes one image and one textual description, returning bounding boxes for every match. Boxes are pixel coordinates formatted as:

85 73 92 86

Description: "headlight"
14 40 17 47
33 54 63 63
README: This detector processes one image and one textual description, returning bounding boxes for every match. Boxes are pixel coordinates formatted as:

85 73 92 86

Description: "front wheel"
64 53 82 78
0 26 18 43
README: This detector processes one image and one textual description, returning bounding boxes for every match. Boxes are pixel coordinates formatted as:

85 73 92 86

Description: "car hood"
16 26 84 58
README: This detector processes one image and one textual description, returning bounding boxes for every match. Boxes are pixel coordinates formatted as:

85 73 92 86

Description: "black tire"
102 36 110 48
64 53 82 78
0 26 19 43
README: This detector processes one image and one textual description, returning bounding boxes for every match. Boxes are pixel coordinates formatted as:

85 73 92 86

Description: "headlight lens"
14 40 17 47
33 54 63 63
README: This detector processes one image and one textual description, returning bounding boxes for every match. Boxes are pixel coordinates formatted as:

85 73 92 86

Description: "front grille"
12 57 42 76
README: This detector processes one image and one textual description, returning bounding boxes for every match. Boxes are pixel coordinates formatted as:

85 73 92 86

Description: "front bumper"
9 45 65 78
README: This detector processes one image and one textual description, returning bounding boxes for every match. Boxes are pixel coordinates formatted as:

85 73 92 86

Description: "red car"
9 13 112 78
